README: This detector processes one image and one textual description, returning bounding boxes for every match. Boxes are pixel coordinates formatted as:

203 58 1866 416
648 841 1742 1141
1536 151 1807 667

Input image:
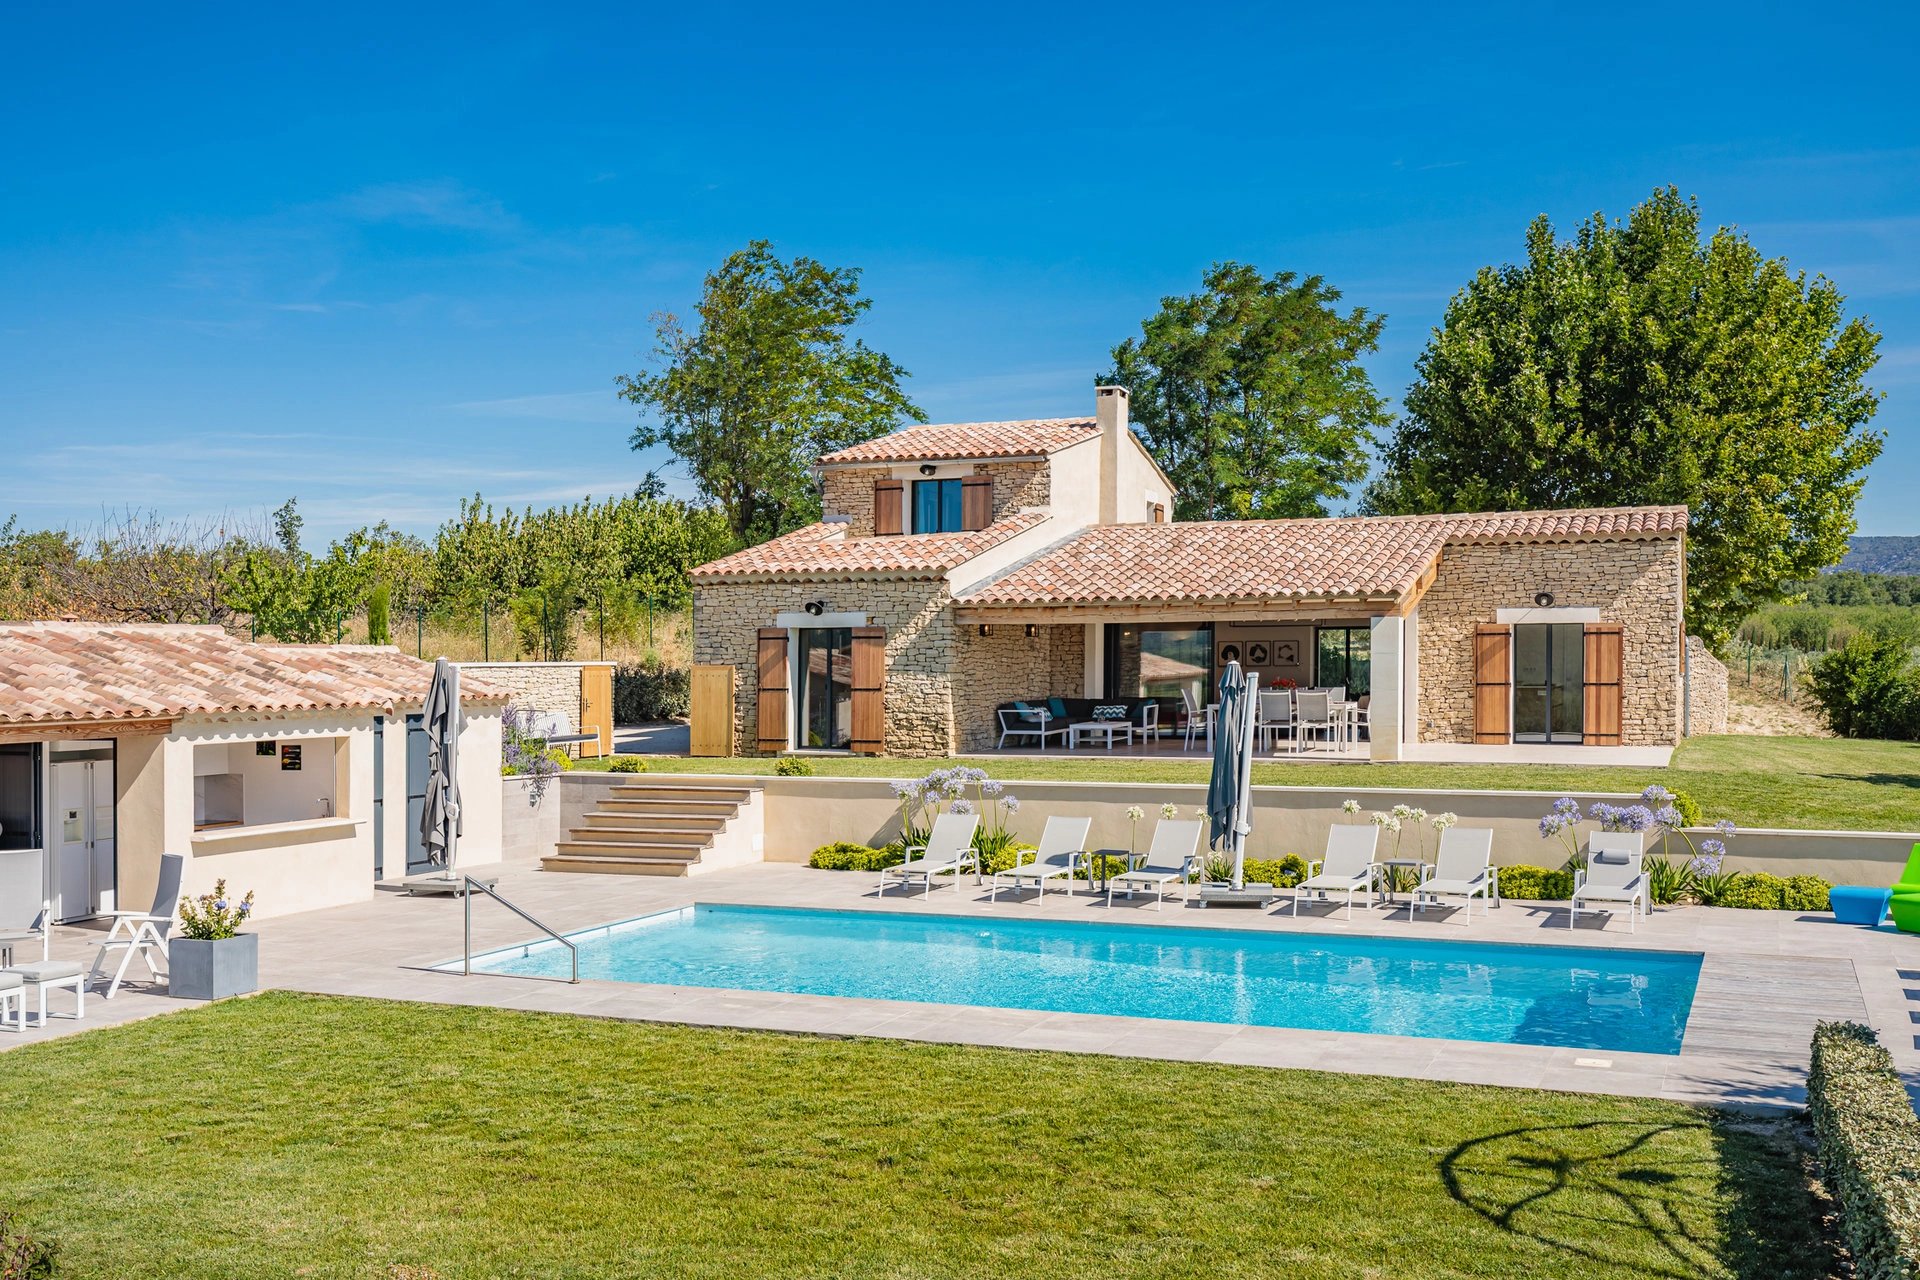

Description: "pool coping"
364 867 1882 1111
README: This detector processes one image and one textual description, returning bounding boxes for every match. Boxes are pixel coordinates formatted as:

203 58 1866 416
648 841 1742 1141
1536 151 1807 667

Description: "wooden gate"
578 663 613 759
689 664 736 757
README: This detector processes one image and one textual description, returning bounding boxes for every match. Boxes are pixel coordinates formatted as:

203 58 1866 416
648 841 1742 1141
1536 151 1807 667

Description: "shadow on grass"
1439 1118 1826 1279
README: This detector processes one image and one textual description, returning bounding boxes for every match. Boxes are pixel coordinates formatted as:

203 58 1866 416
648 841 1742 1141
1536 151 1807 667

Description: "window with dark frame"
912 478 964 533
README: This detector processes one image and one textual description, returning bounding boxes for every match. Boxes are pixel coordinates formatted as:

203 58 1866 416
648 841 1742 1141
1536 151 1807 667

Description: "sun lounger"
1106 820 1203 909
1410 828 1495 925
88 852 183 997
879 813 981 899
1570 833 1646 932
991 816 1090 902
1292 824 1381 920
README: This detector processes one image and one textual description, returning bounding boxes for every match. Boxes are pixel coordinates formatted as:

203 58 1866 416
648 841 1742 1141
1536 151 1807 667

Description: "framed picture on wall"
280 743 302 771
1218 643 1240 665
1275 639 1300 666
1247 642 1269 665
255 741 277 757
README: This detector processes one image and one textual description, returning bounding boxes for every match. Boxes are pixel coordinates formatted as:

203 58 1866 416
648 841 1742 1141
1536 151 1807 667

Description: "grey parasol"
419 657 462 877
1204 659 1259 889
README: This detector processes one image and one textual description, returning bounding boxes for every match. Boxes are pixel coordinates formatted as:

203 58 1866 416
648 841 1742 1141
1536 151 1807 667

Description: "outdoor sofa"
994 697 1162 748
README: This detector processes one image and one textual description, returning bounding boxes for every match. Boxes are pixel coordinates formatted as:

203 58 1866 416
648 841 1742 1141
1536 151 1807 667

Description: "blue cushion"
1047 698 1068 719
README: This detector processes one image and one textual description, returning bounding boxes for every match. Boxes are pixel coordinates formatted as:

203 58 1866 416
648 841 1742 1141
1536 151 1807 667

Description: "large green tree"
1365 187 1884 649
1103 263 1390 521
619 241 922 545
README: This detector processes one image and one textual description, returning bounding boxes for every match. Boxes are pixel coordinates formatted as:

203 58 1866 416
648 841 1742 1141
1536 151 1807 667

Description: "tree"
1364 188 1884 650
1803 634 1920 740
1102 263 1389 521
618 241 922 544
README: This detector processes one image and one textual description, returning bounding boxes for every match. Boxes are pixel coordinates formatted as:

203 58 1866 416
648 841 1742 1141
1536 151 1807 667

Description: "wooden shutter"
850 626 886 755
756 628 789 753
1583 623 1624 746
960 475 993 531
1473 624 1511 744
874 480 903 536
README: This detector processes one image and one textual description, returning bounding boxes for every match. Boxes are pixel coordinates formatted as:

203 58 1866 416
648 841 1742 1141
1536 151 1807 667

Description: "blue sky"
3 2 1916 545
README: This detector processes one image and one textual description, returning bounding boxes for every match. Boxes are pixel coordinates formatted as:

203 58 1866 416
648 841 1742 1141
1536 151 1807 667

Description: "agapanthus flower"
1002 795 1020 813
1159 803 1179 819
1715 819 1736 837
1341 799 1361 814
1409 807 1428 823
1125 805 1144 822
980 779 1004 797
1552 797 1581 817
1391 803 1413 820
1640 784 1674 805
1653 805 1683 830
949 798 975 815
890 780 919 799
1432 812 1458 830
1689 848 1724 875
1700 838 1726 857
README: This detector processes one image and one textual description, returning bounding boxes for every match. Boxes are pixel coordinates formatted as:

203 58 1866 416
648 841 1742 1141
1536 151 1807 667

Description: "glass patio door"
1512 623 1584 743
797 628 853 750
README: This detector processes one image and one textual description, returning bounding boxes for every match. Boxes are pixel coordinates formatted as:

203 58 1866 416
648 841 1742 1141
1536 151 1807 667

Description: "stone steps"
542 782 753 878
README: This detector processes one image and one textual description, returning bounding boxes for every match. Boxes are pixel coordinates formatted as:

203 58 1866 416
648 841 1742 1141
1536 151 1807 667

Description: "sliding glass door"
1513 623 1584 743
796 628 853 750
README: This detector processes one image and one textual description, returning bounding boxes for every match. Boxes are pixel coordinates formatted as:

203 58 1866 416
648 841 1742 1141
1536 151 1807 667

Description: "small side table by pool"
1830 885 1892 926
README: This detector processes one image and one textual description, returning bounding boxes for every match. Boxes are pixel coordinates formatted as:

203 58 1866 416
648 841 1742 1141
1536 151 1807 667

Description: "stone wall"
693 577 958 757
820 467 885 536
820 459 1053 537
1685 635 1729 736
951 622 1085 751
458 662 581 725
1415 539 1685 745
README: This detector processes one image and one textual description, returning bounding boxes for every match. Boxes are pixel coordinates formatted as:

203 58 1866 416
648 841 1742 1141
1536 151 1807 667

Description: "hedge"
1494 864 1575 901
1491 863 1828 909
808 842 903 872
1808 1021 1920 1279
613 660 690 722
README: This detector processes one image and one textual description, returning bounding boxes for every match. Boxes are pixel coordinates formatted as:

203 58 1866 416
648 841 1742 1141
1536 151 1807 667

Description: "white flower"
1340 799 1361 814
1432 812 1458 830
1391 803 1413 820
1159 802 1179 820
1409 807 1428 823
1370 811 1402 832
1125 805 1144 822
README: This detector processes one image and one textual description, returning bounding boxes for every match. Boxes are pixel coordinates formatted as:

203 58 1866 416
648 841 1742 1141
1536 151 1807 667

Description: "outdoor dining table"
1207 699 1363 753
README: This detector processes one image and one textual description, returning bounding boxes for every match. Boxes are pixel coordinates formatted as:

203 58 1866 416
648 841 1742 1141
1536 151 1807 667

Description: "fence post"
416 607 424 658
482 608 489 661
1783 654 1790 700
598 599 605 661
645 594 654 649
1746 644 1752 685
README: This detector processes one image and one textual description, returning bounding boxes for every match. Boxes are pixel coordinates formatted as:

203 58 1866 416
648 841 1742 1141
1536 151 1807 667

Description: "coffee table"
1069 720 1134 750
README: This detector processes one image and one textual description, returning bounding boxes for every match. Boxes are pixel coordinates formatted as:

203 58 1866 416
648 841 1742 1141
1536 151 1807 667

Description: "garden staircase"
541 782 758 877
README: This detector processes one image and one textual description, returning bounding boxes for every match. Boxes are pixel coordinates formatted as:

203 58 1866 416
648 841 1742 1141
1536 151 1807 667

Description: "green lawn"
0 993 1828 1279
578 733 1920 831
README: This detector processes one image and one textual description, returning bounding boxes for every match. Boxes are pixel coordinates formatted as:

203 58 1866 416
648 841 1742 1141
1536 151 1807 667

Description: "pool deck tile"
7 861 1918 1112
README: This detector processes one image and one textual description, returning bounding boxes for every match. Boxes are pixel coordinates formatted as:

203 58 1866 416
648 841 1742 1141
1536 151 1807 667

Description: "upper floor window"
913 478 964 533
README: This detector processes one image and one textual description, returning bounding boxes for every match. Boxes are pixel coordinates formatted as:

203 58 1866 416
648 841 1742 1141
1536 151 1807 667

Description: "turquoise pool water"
459 904 1703 1054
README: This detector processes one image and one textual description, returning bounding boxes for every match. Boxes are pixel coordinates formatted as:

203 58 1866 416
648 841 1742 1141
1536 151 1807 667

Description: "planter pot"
168 932 259 1001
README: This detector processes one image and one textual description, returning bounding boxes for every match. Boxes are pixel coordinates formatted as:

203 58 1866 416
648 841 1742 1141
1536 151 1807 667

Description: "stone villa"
691 387 1715 761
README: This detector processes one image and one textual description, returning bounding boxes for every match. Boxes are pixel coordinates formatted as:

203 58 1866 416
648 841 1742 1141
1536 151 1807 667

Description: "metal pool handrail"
462 875 579 984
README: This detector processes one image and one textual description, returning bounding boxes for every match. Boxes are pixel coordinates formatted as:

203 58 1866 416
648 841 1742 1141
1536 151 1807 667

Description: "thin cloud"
449 391 634 424
328 180 521 234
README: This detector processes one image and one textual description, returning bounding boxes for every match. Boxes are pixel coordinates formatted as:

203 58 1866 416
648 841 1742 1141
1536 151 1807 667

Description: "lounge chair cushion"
1046 697 1069 719
1592 849 1632 865
3 960 84 982
0 971 22 990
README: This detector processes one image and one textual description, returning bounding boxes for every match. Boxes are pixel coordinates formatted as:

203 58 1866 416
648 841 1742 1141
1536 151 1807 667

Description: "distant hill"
1835 536 1920 574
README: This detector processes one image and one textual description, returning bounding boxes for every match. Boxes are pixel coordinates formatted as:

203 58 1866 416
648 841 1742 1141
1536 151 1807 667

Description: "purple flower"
1003 795 1021 813
1653 805 1683 830
1552 797 1581 817
980 780 1004 797
1640 784 1674 805
1700 838 1726 857
949 798 975 815
1714 819 1736 837
213 899 227 912
890 780 919 800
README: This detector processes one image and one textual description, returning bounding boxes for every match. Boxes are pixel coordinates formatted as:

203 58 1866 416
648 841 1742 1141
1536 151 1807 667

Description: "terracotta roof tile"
818 418 1099 465
0 623 509 728
692 514 1049 583
958 506 1687 610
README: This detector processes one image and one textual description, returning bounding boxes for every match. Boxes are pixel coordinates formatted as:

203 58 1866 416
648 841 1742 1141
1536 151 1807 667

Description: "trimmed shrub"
1667 788 1704 828
613 659 691 722
606 755 648 773
1494 864 1573 900
773 757 816 777
1785 874 1833 912
1808 1021 1920 1278
0 1211 56 1280
1243 854 1310 887
544 746 574 772
808 842 902 872
1718 872 1788 911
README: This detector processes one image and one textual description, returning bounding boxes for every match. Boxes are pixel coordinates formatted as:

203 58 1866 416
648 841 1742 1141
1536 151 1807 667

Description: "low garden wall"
512 773 1918 887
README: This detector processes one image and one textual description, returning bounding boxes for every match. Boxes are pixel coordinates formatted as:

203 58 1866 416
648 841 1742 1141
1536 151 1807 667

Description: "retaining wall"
512 773 1917 886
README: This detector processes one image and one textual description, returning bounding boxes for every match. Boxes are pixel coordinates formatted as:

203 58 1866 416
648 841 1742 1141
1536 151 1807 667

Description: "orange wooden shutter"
874 480 904 535
1473 624 1511 744
960 475 993 531
849 626 886 755
1583 623 1624 746
756 628 789 752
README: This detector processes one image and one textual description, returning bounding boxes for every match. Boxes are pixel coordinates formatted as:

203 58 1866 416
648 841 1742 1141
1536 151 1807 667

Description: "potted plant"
170 878 257 1000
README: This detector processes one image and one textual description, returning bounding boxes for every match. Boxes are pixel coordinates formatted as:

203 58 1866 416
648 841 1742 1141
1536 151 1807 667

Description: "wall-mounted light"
804 600 828 617
1534 591 1555 608
1024 624 1038 639
978 624 992 637
918 463 938 476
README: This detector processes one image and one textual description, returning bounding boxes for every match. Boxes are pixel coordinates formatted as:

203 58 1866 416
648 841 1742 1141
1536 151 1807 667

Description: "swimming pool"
455 904 1703 1055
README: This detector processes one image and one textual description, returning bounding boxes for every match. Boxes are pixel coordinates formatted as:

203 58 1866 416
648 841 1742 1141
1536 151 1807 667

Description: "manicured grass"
576 733 1920 831
0 993 1828 1279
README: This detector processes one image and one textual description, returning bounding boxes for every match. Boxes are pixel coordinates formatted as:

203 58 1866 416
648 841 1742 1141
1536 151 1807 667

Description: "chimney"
1095 385 1129 525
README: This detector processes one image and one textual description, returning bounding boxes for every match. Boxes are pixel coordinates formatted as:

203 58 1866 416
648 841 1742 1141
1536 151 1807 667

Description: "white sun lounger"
1570 833 1646 932
1410 827 1496 925
1105 820 1203 909
2 904 87 1027
1292 824 1381 920
88 852 183 997
879 813 981 899
991 816 1091 902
